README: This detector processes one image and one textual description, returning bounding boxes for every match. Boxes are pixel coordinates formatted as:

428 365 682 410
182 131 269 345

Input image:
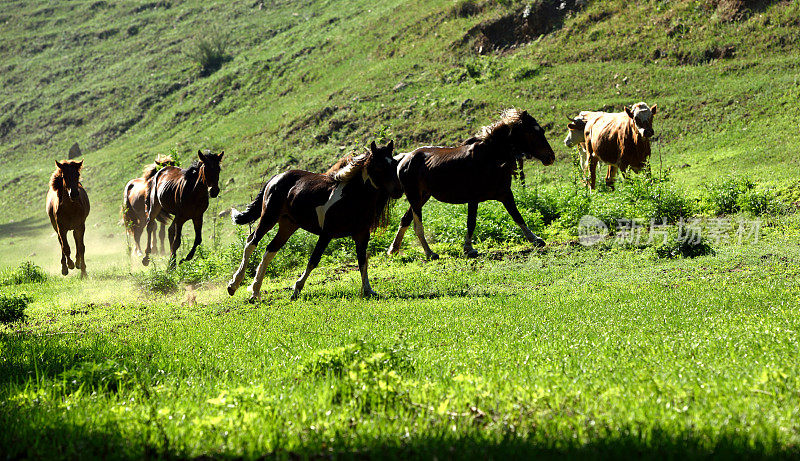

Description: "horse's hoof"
80 271 87 279
227 283 237 296
465 249 479 258
61 266 68 276
67 260 75 270
532 238 546 248
362 290 380 299
142 256 150 266
290 291 300 301
427 252 440 261
247 296 259 304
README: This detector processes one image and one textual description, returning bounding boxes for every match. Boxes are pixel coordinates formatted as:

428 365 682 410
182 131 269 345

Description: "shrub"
1 261 46 286
737 188 782 216
185 28 231 76
655 235 715 259
700 175 755 215
451 0 482 17
0 294 29 324
133 267 178 294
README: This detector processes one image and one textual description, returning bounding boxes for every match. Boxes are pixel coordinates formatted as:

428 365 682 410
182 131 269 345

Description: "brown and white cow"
566 102 658 190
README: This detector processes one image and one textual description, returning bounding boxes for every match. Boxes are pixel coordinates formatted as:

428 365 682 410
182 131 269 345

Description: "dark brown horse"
388 109 555 259
227 141 402 302
46 160 90 276
123 156 175 256
141 150 223 266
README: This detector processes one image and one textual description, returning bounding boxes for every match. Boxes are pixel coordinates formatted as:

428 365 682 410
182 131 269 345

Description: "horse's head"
366 140 403 199
516 110 555 166
55 160 83 201
198 150 224 198
625 102 658 138
563 115 587 148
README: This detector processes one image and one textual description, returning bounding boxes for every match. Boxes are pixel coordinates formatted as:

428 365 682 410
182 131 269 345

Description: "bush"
700 175 755 215
0 294 29 323
655 235 715 259
737 188 782 216
133 267 179 294
1 261 46 286
185 28 231 76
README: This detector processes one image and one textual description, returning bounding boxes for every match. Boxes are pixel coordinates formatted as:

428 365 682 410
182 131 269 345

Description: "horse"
46 160 90 277
387 109 555 259
227 141 402 302
122 156 176 256
141 150 223 266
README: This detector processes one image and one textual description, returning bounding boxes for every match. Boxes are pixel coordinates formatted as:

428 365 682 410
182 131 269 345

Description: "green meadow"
2 0 800 458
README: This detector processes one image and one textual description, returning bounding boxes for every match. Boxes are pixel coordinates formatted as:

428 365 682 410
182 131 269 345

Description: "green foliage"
185 28 231 76
655 235 715 259
133 266 179 294
737 187 782 216
57 360 131 394
1 261 47 286
0 294 28 324
700 175 755 215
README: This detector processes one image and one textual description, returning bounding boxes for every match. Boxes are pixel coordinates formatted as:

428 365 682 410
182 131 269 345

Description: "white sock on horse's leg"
388 225 408 255
248 251 276 299
228 243 256 294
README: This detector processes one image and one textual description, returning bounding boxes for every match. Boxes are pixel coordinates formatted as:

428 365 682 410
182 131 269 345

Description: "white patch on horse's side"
315 183 345 228
393 152 409 161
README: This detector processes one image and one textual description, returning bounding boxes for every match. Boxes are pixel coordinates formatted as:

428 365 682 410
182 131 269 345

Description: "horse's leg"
354 231 378 298
74 223 87 278
228 193 283 296
408 194 437 260
387 206 414 256
464 201 479 257
168 218 186 268
517 158 526 187
141 202 161 266
132 224 144 257
56 225 70 275
291 234 332 300
605 165 618 190
180 216 202 263
158 221 166 255
247 220 298 302
501 194 545 248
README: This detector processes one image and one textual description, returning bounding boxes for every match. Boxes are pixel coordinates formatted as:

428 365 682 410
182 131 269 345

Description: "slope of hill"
1 0 799 257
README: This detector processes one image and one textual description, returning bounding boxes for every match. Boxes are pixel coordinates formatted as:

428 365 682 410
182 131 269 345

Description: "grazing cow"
567 102 658 190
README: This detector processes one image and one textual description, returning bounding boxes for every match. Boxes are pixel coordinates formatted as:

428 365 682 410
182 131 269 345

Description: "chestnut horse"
141 150 223 266
227 141 402 302
46 160 90 276
388 109 555 259
122 156 175 256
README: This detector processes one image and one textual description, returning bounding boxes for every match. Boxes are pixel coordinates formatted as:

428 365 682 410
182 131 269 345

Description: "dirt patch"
460 0 586 54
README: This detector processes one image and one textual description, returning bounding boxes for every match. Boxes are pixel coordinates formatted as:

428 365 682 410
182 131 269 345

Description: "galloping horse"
141 150 223 266
227 141 402 302
46 160 90 277
123 156 176 256
388 109 555 259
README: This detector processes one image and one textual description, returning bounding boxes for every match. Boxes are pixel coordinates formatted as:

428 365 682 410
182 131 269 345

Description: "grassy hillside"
2 0 800 457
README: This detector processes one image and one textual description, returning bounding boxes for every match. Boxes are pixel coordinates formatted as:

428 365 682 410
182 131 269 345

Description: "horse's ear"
198 150 206 162
76 160 83 169
651 104 658 115
386 140 394 152
369 141 377 153
521 110 528 118
218 151 224 161
624 106 634 118
55 160 63 169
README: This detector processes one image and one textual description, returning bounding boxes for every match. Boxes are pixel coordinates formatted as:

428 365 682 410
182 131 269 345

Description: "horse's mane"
472 108 524 145
50 160 82 191
141 155 176 180
325 151 369 183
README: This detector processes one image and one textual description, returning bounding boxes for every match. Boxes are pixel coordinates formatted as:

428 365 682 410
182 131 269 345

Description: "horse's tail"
231 183 267 225
122 181 137 233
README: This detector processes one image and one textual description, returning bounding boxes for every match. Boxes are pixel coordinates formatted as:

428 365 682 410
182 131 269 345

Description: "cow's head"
625 102 657 138
563 115 587 148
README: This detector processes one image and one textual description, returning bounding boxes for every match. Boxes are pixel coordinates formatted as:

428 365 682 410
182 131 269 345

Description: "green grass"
3 0 800 457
